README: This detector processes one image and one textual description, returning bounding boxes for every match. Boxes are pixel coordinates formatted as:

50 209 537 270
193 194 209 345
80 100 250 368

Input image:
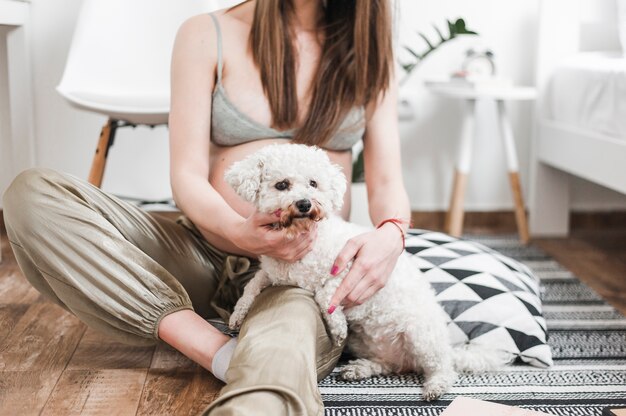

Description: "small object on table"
425 80 537 244
461 48 496 78
440 397 552 416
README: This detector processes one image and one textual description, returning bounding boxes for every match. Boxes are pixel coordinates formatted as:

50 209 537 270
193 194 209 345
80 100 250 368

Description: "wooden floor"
0 213 625 415
0 212 223 415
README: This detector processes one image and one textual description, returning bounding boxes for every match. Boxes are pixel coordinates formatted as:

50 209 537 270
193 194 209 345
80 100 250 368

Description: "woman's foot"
158 309 231 373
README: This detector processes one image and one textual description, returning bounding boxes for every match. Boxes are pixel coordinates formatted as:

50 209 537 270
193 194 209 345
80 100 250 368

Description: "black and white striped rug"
321 235 626 416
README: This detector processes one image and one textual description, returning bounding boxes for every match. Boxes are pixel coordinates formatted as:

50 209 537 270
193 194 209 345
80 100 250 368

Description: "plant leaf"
352 150 365 183
418 32 434 50
401 62 416 73
404 45 421 60
454 18 477 35
433 24 446 43
454 18 467 32
399 17 478 81
447 19 455 38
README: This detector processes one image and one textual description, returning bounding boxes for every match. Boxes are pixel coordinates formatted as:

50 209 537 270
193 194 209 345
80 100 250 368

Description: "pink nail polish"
331 265 338 275
328 305 336 314
274 209 282 217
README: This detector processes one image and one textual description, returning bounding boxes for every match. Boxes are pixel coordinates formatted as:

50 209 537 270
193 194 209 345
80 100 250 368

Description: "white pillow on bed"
618 0 626 55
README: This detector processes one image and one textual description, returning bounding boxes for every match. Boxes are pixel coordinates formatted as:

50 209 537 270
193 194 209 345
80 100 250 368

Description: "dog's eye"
309 180 317 188
275 180 290 191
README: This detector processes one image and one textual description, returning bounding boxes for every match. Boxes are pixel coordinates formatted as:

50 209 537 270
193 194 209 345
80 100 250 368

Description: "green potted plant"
399 18 477 85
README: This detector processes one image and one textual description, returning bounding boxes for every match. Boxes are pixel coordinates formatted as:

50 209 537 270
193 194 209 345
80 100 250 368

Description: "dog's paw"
339 362 373 381
332 334 346 347
329 325 347 346
325 313 348 346
421 372 456 401
228 310 246 330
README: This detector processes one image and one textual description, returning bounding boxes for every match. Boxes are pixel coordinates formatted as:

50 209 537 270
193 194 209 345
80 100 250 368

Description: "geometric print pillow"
405 229 553 368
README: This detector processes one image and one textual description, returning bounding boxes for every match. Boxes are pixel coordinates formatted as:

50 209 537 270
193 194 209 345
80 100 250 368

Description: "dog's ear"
224 155 265 204
327 162 347 211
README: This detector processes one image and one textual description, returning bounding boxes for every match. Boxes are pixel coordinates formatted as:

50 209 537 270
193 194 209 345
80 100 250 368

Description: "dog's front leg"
229 269 271 330
314 280 348 346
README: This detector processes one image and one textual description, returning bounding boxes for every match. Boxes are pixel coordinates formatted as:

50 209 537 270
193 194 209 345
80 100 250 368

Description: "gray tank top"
208 13 365 152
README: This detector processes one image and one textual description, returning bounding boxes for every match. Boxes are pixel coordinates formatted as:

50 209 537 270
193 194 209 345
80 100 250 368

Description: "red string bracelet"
376 218 409 250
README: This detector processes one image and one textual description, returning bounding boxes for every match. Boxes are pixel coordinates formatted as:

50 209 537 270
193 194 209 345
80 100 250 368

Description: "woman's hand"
232 210 317 263
328 223 404 311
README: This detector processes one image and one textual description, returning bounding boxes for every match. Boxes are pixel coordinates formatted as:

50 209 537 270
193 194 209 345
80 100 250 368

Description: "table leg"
496 100 530 244
445 99 475 237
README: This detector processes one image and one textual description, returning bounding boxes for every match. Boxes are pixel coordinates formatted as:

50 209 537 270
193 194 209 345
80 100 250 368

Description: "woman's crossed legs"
2 167 343 415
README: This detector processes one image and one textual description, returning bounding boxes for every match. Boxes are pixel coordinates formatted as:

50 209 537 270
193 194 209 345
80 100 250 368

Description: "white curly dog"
225 143 506 401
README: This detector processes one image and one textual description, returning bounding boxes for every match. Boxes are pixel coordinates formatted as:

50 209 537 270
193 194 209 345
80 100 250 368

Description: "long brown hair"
249 0 393 147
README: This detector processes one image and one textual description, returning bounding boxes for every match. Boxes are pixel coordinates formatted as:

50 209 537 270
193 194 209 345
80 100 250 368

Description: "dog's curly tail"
452 344 515 373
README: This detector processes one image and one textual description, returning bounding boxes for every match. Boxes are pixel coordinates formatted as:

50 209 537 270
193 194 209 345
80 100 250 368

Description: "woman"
2 0 410 414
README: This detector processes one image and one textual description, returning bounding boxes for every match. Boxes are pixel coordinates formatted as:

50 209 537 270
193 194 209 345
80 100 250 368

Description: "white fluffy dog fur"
225 143 507 401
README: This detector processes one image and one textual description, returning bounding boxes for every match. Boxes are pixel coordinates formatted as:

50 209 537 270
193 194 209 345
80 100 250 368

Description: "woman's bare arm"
169 15 245 247
362 67 411 231
329 67 410 310
168 14 316 261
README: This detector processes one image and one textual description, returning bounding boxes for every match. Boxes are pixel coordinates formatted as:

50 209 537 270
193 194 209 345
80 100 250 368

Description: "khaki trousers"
2 168 344 416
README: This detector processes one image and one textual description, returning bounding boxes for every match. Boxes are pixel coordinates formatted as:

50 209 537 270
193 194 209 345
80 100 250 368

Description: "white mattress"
547 52 626 139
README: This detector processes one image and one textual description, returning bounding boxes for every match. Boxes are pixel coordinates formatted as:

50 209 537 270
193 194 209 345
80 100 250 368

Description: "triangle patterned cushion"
405 229 553 368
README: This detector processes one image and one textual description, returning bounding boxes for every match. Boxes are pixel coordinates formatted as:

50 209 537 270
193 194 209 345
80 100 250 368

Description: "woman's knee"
250 286 319 317
242 286 321 335
2 167 68 233
238 285 343 376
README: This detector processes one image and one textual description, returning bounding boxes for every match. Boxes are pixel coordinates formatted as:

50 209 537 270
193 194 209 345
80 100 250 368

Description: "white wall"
0 25 13 200
3 0 626 212
28 0 172 207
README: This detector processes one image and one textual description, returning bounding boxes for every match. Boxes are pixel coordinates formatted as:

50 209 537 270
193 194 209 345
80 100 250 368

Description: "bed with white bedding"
529 0 626 236
547 52 626 139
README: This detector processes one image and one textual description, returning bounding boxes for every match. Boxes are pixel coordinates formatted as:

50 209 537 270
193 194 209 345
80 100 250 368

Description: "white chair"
57 0 221 188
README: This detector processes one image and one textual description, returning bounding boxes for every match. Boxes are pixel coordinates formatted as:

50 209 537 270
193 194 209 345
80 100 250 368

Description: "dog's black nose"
295 199 312 213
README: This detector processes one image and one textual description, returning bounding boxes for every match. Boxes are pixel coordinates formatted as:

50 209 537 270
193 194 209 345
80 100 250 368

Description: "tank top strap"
209 13 223 83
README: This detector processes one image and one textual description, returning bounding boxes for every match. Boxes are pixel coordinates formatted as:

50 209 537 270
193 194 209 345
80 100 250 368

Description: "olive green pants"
2 167 344 416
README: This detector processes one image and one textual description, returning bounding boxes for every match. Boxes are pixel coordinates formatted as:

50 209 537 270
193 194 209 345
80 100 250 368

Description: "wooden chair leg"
88 118 117 188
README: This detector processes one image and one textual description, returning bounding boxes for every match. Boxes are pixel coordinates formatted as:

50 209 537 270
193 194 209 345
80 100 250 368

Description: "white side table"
426 83 537 244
